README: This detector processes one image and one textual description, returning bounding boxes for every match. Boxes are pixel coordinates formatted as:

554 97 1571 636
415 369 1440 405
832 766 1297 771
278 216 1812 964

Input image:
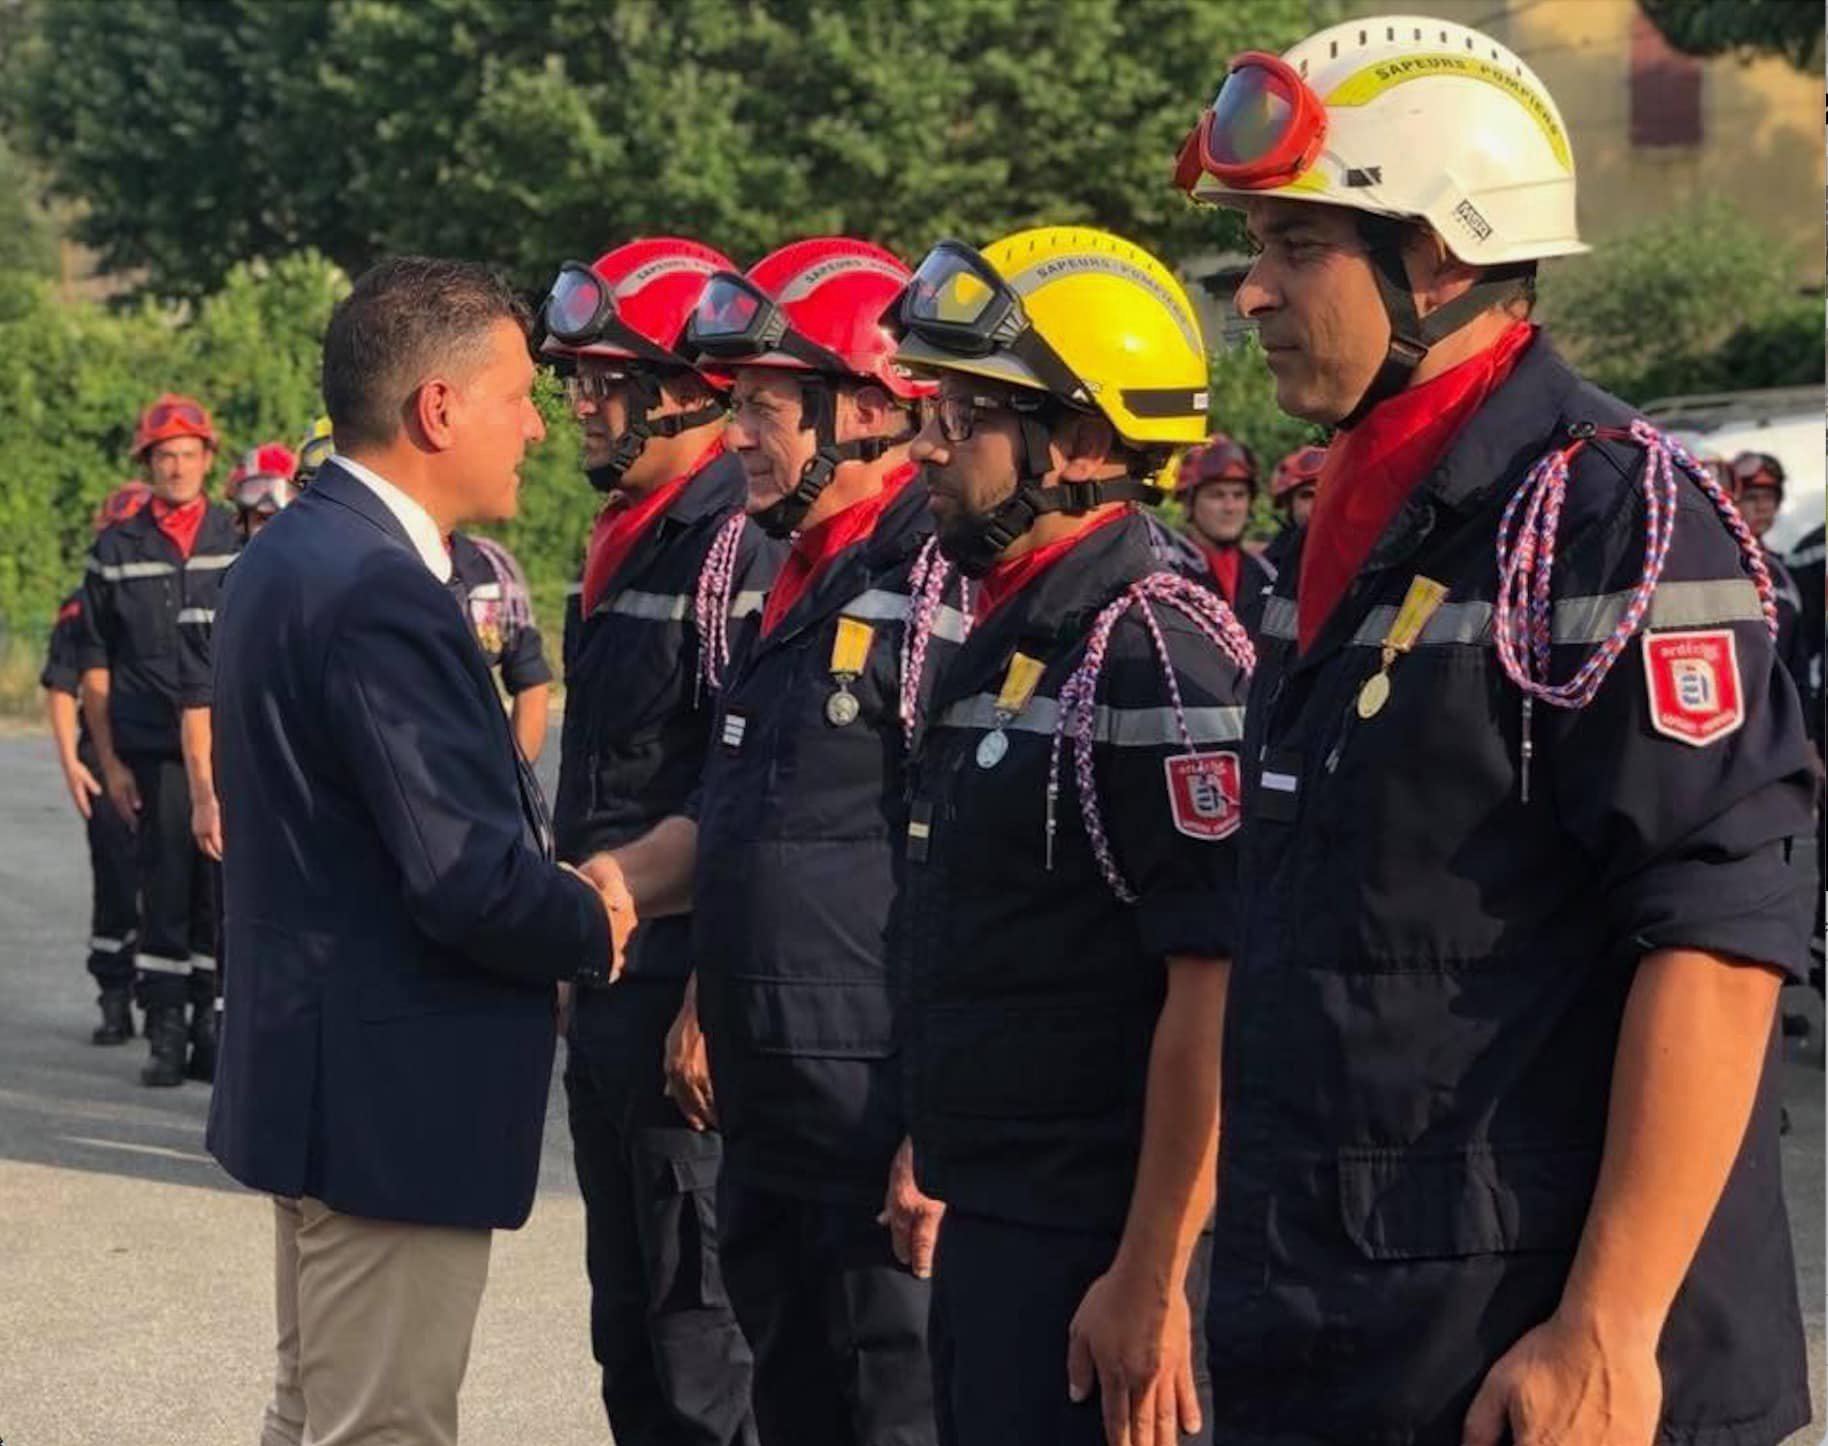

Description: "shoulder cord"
899 535 973 750
1046 571 1256 902
1494 417 1776 798
692 510 747 700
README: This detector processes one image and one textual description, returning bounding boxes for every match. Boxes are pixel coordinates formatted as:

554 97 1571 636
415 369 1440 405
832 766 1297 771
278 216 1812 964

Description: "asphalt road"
0 726 1821 1444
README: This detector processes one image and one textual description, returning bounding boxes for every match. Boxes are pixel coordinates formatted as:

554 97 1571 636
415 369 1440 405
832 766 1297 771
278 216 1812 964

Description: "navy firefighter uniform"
79 499 239 1023
554 442 781 1446
1208 331 1817 1445
903 508 1249 1446
691 468 968 1446
42 590 140 1006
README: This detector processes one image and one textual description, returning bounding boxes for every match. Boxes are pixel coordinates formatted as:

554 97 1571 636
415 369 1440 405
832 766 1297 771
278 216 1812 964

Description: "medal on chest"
825 617 874 727
1355 576 1449 719
978 651 1046 769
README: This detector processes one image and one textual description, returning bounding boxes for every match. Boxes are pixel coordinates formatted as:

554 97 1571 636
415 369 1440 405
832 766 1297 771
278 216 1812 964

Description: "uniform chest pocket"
1296 647 1563 970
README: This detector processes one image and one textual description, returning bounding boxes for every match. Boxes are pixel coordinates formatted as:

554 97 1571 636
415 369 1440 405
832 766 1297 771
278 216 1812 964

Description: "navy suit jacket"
205 461 608 1229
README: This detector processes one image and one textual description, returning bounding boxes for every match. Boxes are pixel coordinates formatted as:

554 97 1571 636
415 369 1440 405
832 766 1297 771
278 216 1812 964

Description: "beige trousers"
259 1196 492 1446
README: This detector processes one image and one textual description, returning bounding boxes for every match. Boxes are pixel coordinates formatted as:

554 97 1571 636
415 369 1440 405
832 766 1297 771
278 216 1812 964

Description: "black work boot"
185 1000 218 1084
140 1006 188 1087
92 986 135 1046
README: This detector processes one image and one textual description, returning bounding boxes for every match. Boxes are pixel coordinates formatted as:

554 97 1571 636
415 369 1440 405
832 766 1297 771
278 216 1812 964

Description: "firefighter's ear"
1052 412 1118 481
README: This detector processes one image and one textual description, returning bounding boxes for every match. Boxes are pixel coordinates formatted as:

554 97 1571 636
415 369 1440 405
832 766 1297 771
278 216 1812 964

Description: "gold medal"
824 618 875 728
1355 576 1449 720
1355 670 1391 719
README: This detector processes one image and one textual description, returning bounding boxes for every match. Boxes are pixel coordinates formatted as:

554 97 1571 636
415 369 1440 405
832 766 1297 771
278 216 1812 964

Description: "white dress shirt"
333 455 453 583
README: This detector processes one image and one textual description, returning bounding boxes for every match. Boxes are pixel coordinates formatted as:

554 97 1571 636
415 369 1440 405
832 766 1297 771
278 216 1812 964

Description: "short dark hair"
321 256 529 451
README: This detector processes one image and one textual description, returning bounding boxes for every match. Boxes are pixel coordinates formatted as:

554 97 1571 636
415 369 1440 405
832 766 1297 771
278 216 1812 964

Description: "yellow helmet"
294 416 335 486
894 226 1209 453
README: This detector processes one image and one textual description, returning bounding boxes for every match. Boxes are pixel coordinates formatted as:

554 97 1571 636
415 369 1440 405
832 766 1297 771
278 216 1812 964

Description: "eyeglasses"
563 369 633 407
922 389 1042 444
1172 51 1329 198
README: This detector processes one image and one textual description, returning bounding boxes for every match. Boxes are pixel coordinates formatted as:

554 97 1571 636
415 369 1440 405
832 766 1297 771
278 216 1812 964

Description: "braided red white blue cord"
900 536 971 749
693 511 747 699
1494 418 1777 712
1047 571 1256 902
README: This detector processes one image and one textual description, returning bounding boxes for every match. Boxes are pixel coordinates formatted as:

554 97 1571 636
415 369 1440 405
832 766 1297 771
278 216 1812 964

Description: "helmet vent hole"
1466 36 1474 49
1439 29 1448 43
1299 57 1308 75
1330 39 1338 58
1387 26 1394 40
1359 29 1366 45
1414 27 1422 40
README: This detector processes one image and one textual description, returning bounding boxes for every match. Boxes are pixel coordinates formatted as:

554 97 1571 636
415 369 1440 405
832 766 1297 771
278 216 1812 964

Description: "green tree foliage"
1536 200 1824 403
1640 0 1824 71
14 0 1322 300
0 137 58 279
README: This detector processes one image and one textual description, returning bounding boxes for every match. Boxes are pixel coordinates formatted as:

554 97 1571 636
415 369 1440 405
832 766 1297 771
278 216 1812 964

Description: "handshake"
562 853 641 984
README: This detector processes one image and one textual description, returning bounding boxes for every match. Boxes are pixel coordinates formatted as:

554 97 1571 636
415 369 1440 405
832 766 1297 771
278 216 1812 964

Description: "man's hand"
1462 1310 1661 1446
575 852 639 981
61 758 102 821
191 792 224 860
664 976 717 1130
102 757 140 827
1067 1265 1201 1446
876 1136 945 1279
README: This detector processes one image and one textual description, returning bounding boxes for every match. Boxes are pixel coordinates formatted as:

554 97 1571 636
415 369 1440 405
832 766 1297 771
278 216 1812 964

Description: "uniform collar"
661 443 745 525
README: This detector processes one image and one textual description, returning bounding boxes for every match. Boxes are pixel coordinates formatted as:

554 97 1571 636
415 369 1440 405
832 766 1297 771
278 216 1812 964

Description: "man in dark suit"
206 256 631 1446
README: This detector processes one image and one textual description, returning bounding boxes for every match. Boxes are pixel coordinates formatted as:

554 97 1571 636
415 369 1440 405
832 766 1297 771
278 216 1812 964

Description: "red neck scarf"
150 494 207 560
975 505 1129 623
1298 322 1534 652
760 462 918 637
579 440 723 617
1197 540 1242 604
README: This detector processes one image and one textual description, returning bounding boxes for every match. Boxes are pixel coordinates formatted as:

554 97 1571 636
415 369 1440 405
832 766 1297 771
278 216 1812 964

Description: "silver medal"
976 729 1010 769
825 688 861 727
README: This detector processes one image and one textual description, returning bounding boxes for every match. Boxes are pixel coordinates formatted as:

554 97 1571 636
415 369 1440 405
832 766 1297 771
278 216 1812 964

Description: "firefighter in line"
43 482 151 1044
1173 432 1276 635
590 237 968 1445
888 225 1250 1446
80 395 242 1087
1174 14 1814 1444
537 237 778 1446
1259 442 1325 576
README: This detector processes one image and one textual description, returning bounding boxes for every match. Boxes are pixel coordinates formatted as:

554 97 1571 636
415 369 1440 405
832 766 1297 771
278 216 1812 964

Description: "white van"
1643 386 1826 554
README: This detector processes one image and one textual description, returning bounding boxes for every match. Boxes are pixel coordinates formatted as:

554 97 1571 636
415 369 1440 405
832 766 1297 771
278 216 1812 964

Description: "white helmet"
1174 14 1585 266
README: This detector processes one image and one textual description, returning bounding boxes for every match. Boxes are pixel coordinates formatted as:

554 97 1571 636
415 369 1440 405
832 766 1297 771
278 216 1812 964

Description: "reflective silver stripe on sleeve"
185 553 238 572
929 604 970 643
564 582 583 598
605 589 689 621
87 559 177 581
89 934 131 953
1261 596 1297 641
1790 540 1825 569
1260 771 1299 793
176 608 215 626
135 955 190 976
937 693 1245 747
1346 578 1765 649
467 582 503 601
730 590 766 620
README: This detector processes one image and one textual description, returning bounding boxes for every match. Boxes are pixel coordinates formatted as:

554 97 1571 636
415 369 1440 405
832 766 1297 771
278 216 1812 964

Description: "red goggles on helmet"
1729 452 1785 494
541 262 689 368
146 399 209 431
1173 51 1329 197
684 272 855 375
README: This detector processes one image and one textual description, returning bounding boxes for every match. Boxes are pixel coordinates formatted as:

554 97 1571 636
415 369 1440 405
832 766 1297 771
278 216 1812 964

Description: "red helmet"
1271 444 1328 502
227 443 301 514
540 237 735 382
132 393 218 458
1174 431 1258 497
1729 450 1786 501
93 480 152 534
686 237 932 401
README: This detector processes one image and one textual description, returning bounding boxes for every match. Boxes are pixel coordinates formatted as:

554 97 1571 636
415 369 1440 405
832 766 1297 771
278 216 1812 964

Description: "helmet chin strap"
752 380 913 540
1336 216 1535 432
584 372 725 494
936 409 1152 578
